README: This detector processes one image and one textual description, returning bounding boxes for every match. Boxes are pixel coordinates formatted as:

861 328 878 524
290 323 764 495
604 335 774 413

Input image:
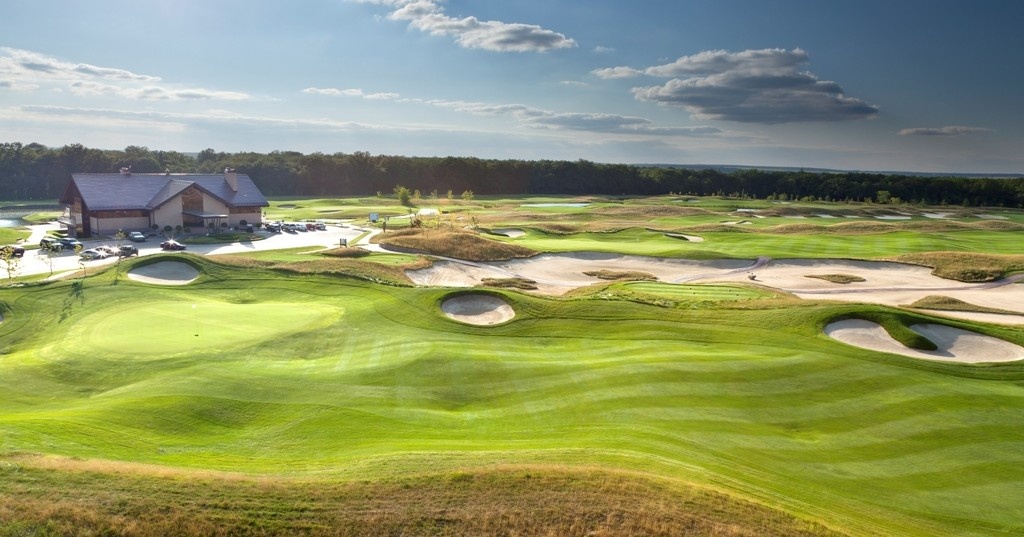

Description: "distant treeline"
2 142 1023 207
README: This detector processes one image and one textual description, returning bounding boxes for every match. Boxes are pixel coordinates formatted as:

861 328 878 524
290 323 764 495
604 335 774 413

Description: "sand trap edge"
441 294 515 326
127 261 200 286
825 318 1024 363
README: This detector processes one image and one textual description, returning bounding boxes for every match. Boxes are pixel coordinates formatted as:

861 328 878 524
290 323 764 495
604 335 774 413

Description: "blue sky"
1 0 1021 174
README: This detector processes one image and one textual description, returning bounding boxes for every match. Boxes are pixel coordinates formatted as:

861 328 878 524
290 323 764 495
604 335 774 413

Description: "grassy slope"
1 258 1023 535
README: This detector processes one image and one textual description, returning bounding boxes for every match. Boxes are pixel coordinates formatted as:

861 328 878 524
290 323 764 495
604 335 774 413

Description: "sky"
1 0 1022 174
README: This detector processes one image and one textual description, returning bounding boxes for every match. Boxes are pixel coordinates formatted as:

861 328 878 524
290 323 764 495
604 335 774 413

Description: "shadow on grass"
58 280 85 323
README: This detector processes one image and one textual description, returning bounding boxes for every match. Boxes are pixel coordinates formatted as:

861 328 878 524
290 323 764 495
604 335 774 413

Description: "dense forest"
2 142 1023 207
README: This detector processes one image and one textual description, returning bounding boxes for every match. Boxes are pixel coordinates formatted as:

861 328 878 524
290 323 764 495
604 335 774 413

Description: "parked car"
117 245 139 257
58 237 83 250
40 237 63 251
127 231 147 242
305 222 317 231
95 245 120 257
79 248 109 260
265 222 281 232
314 222 327 230
160 240 187 251
1 245 25 258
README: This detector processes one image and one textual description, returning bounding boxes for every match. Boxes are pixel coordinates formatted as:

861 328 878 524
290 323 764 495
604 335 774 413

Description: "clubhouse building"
59 168 269 238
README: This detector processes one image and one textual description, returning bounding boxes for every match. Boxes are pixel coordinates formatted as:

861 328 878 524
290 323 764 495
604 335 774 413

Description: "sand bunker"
442 294 515 325
825 319 1024 363
493 228 526 238
127 261 199 285
664 232 704 242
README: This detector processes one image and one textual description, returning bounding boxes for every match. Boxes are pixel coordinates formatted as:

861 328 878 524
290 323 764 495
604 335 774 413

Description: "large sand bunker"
825 319 1024 363
442 294 515 325
127 261 200 285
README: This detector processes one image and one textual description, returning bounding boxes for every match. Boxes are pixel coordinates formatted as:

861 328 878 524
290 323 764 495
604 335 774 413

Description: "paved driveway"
3 223 379 279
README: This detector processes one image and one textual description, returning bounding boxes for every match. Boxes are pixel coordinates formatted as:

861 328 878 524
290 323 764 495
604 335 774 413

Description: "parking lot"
3 222 378 279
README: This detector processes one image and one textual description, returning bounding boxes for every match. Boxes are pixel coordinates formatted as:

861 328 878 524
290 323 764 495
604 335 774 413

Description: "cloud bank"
898 126 991 136
595 48 879 124
352 0 576 52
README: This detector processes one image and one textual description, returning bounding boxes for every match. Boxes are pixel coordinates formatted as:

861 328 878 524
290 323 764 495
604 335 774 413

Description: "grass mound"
479 277 538 290
804 274 866 284
890 251 1024 282
378 229 537 262
584 269 658 281
906 295 1021 315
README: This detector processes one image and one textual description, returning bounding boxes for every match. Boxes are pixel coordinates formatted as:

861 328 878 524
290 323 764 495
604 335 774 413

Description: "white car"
79 248 110 260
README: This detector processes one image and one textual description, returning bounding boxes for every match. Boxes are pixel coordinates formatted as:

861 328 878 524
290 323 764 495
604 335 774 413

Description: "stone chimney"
225 167 238 192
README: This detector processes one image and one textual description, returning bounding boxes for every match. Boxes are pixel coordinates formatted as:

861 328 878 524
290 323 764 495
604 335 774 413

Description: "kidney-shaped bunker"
441 294 515 326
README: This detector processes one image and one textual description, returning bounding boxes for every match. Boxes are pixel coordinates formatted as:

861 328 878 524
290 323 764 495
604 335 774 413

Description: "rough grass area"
212 254 414 286
891 251 1024 282
479 277 539 290
0 457 840 537
377 228 537 261
906 295 1021 315
583 269 658 281
804 274 867 284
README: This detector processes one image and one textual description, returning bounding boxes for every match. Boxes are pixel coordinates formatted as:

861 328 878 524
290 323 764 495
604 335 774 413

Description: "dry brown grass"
212 254 414 286
583 269 658 281
906 295 1022 315
890 251 1024 282
804 274 867 284
479 277 539 290
377 228 537 262
0 456 844 537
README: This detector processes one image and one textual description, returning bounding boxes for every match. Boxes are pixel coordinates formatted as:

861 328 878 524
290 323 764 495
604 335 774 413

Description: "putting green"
63 301 341 356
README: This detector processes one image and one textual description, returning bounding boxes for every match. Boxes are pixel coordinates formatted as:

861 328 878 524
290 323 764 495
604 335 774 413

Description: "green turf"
4 196 1024 537
506 228 1024 259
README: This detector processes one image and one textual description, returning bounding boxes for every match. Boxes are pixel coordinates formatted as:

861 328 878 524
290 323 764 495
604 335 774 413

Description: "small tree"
446 189 454 200
1 248 21 285
461 190 474 201
393 185 411 206
44 244 60 277
163 225 173 237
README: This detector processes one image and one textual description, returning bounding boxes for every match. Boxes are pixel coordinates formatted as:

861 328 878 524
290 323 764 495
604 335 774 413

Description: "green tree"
393 185 411 206
461 190 474 201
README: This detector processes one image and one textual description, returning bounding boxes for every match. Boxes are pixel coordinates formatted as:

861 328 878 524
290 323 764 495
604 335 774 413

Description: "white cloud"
897 126 992 136
302 87 400 100
596 48 879 124
352 0 576 52
423 99 720 137
591 66 643 79
0 47 160 82
0 80 39 91
69 81 250 101
1 48 252 102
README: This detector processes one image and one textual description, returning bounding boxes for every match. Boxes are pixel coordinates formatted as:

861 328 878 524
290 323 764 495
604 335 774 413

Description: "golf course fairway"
1 251 1023 536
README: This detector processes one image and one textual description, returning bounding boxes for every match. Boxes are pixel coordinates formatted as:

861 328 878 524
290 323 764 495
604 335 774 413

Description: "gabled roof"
61 173 269 211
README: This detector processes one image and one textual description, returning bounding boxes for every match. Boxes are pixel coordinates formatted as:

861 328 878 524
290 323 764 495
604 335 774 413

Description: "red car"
160 240 187 251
